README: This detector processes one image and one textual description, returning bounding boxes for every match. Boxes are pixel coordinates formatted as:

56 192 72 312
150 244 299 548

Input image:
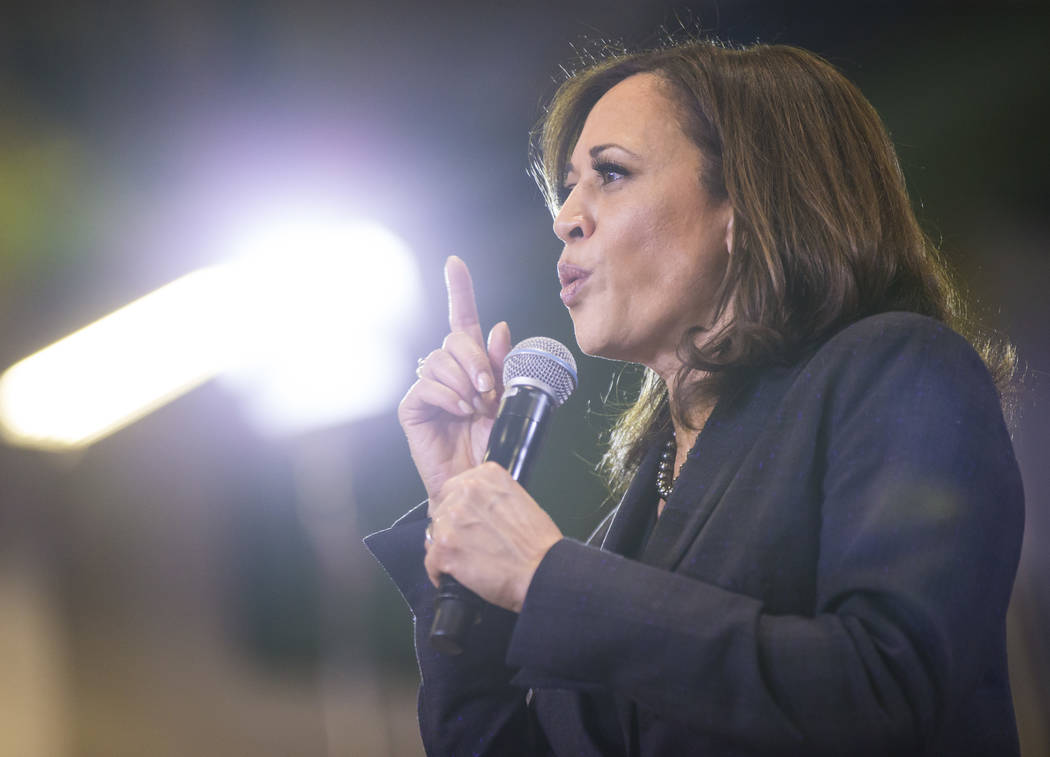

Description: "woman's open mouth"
558 263 590 307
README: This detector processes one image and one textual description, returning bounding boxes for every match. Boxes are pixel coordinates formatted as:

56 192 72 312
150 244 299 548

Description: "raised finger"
445 255 485 346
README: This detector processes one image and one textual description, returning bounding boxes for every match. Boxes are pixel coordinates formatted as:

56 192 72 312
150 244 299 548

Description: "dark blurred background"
1 2 1047 755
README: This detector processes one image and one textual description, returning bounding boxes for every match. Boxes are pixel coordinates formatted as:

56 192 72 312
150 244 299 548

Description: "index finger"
445 255 485 346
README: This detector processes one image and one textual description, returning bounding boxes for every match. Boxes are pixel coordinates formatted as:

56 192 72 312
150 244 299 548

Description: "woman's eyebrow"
565 143 641 180
589 143 640 159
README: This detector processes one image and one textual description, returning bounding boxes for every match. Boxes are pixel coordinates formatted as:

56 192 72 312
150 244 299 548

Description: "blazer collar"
640 367 799 570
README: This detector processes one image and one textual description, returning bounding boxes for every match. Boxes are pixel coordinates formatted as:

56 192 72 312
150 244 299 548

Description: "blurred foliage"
0 112 95 286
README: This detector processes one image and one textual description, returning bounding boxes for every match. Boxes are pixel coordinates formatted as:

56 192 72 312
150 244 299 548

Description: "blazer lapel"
599 438 663 557
641 368 799 571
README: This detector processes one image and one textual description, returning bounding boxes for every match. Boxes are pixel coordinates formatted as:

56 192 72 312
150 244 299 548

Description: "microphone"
429 336 578 656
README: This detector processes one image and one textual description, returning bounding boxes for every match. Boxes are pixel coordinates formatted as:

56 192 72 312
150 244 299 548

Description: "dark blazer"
365 312 1024 756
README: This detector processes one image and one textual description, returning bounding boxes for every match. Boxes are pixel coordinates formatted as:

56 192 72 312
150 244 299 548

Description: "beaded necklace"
656 433 679 500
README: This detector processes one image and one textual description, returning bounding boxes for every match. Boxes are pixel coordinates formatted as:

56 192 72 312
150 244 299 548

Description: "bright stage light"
0 266 238 449
0 214 422 449
220 214 422 436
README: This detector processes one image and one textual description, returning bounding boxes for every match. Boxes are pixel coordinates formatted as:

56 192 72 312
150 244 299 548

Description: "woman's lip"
559 272 589 307
557 262 590 288
557 263 590 308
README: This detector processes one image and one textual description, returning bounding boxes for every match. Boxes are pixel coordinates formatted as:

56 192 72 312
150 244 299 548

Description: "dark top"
365 312 1024 756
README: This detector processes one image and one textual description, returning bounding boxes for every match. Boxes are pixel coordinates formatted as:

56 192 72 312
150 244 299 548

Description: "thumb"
487 321 512 392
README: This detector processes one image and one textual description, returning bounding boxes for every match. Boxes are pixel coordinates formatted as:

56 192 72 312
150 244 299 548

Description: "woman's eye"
557 162 626 203
594 162 627 185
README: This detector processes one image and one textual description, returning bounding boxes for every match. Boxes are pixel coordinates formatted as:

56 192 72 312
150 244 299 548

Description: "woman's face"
555 72 732 379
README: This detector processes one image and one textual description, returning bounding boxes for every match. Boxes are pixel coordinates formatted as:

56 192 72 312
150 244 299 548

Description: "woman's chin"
572 329 626 363
570 324 602 358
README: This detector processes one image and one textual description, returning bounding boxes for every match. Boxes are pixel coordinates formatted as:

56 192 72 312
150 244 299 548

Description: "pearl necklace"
656 433 678 500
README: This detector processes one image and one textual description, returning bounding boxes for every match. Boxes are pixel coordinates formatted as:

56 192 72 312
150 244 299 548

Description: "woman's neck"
664 369 717 445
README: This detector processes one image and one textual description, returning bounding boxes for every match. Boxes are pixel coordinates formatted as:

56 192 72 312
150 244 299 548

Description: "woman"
366 40 1023 756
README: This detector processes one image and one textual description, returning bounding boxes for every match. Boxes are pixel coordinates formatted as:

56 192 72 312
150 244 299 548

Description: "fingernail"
476 372 494 392
458 400 473 415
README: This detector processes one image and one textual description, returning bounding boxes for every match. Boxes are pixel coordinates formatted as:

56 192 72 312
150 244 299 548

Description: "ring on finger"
415 357 427 379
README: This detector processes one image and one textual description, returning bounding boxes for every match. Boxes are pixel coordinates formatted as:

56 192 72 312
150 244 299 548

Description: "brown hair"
530 40 1015 497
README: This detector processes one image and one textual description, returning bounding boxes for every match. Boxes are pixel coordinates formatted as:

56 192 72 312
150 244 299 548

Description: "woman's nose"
553 194 595 242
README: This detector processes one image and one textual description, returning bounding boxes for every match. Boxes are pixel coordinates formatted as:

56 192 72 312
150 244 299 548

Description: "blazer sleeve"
506 318 1024 755
364 503 549 757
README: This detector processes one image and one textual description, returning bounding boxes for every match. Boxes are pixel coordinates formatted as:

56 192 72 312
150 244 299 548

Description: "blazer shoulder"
823 311 970 352
787 311 1007 439
807 311 989 383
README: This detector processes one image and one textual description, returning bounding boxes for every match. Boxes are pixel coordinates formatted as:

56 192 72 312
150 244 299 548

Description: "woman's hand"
424 462 563 613
398 256 512 501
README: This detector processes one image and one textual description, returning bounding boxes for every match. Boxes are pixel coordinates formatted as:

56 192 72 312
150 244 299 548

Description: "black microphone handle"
429 386 554 656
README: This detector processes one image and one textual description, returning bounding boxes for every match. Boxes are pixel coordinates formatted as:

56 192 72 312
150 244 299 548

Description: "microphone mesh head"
502 337 578 406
